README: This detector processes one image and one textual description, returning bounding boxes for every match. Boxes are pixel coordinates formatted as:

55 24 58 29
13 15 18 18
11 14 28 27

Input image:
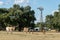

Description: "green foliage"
45 15 54 28
0 4 36 31
45 4 60 31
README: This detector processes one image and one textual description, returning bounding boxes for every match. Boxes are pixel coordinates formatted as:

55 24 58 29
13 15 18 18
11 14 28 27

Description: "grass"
0 31 60 40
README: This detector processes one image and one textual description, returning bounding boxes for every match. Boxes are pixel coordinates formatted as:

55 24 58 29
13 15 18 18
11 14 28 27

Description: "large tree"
45 15 54 29
0 4 36 31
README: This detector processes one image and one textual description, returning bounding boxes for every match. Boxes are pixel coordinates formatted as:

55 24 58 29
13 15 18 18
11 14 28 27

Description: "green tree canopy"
0 4 36 31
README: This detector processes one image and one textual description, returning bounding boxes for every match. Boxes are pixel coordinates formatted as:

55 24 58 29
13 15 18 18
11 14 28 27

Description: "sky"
0 0 60 24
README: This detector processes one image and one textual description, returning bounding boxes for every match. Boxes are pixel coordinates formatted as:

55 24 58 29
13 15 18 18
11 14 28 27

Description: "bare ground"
0 31 60 40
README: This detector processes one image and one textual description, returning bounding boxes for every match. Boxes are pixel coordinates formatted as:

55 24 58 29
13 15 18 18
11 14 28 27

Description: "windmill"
37 6 44 31
37 6 44 23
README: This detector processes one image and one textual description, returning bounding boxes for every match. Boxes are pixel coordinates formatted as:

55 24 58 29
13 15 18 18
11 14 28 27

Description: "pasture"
0 31 60 40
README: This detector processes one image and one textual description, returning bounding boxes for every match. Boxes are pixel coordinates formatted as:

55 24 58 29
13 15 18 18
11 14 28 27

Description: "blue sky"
0 0 60 24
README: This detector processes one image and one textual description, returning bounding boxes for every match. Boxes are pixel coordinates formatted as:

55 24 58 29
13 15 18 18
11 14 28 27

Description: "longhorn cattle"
6 26 15 34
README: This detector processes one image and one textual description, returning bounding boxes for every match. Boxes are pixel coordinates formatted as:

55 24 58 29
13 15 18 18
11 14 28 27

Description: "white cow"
6 26 15 34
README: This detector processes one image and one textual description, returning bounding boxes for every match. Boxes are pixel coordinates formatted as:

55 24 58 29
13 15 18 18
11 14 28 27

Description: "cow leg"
10 30 13 34
7 31 8 34
6 29 9 34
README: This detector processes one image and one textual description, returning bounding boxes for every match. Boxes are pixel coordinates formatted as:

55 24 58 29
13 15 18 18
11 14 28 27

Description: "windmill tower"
37 7 44 23
37 6 44 31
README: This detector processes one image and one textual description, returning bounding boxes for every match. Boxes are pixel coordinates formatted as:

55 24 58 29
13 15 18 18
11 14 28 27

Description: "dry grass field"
0 31 60 40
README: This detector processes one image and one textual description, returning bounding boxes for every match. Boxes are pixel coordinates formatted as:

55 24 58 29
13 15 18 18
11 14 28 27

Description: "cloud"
51 10 59 15
14 0 29 4
0 1 3 5
0 0 11 5
52 10 59 12
14 0 24 4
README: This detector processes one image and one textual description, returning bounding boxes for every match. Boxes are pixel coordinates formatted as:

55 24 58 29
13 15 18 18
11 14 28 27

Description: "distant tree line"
45 4 60 31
